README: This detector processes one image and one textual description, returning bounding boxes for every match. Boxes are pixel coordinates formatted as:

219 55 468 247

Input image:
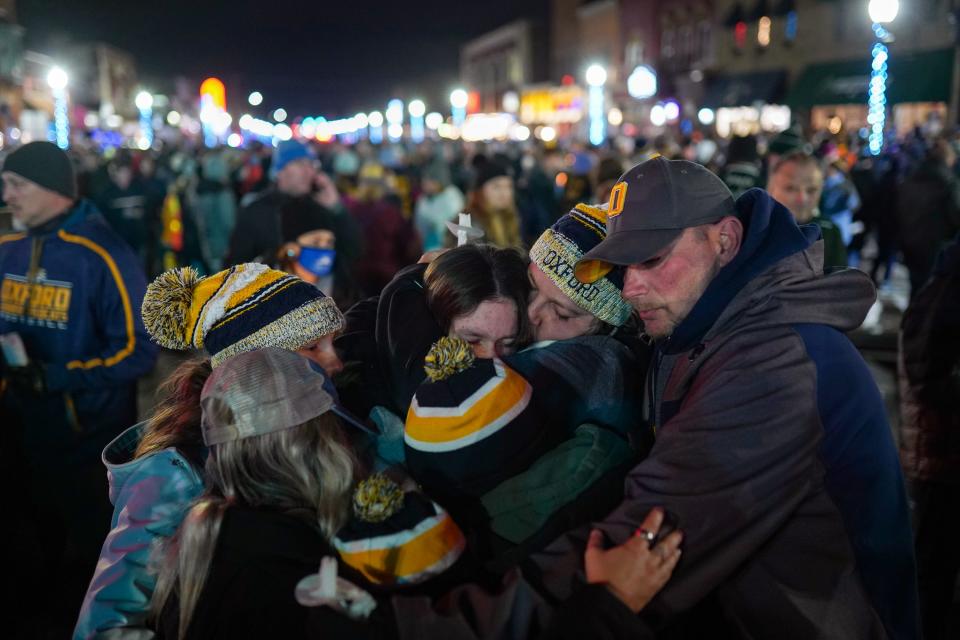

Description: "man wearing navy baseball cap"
528 157 915 638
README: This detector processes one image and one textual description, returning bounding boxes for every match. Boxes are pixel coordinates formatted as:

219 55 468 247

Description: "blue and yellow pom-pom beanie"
141 263 343 367
528 203 632 327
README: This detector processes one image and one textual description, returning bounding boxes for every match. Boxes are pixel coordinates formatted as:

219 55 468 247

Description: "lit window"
758 16 771 46
785 10 798 41
735 21 747 49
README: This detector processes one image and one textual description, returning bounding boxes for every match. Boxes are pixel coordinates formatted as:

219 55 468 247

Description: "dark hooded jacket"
393 189 914 639
528 188 915 638
899 234 960 484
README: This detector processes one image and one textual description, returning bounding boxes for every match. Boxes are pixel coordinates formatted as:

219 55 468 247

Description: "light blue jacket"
73 423 204 640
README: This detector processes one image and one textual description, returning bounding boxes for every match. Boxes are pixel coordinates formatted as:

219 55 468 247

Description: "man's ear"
714 216 743 267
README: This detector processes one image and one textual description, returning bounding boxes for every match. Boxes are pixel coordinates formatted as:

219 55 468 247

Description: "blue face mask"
297 246 335 277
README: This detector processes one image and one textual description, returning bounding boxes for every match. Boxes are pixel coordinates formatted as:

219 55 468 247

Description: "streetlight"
868 0 899 23
135 90 154 111
47 67 68 91
408 99 426 118
866 0 898 155
450 88 468 127
135 90 154 148
248 91 263 106
47 66 69 149
586 64 607 146
425 112 444 130
273 108 287 122
386 99 404 142
408 99 426 143
368 110 384 144
627 65 658 100
585 64 608 87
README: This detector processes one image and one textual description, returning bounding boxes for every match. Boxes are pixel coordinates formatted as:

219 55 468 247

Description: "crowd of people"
0 120 957 640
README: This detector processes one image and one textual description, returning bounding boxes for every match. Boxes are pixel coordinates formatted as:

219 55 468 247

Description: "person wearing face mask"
226 140 362 309
277 229 338 296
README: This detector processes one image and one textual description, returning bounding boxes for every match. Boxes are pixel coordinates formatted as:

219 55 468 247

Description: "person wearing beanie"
527 202 634 339
141 262 345 369
720 134 763 199
74 264 373 638
414 160 465 252
0 141 159 636
465 157 522 248
227 140 362 309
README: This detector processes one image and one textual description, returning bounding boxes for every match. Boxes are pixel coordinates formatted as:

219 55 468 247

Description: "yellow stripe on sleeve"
58 230 137 370
0 232 26 245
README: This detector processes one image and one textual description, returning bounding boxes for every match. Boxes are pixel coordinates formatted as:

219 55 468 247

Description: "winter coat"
896 159 960 276
899 235 960 485
156 507 395 640
0 201 158 459
393 574 655 640
347 197 422 296
529 189 913 638
96 181 153 257
813 214 848 269
414 186 465 252
74 423 204 640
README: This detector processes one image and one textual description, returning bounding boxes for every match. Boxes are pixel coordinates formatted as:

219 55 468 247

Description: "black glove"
4 360 46 395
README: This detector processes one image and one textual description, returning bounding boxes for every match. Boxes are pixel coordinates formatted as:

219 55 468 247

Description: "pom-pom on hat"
405 337 541 497
142 263 344 368
334 472 465 586
528 203 633 326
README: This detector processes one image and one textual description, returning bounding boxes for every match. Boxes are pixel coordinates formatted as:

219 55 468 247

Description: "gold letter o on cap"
608 182 627 217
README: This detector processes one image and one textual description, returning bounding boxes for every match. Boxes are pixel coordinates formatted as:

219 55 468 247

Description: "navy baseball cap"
575 157 735 283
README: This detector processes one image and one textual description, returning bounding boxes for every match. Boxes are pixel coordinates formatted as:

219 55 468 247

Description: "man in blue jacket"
0 142 157 635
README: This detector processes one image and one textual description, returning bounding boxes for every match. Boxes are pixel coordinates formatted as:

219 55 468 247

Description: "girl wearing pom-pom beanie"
76 264 462 639
76 265 346 638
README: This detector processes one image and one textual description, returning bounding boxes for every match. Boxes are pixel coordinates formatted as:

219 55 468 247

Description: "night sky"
19 0 547 118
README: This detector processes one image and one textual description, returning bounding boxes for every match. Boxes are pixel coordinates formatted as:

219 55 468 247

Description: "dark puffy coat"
899 235 960 484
